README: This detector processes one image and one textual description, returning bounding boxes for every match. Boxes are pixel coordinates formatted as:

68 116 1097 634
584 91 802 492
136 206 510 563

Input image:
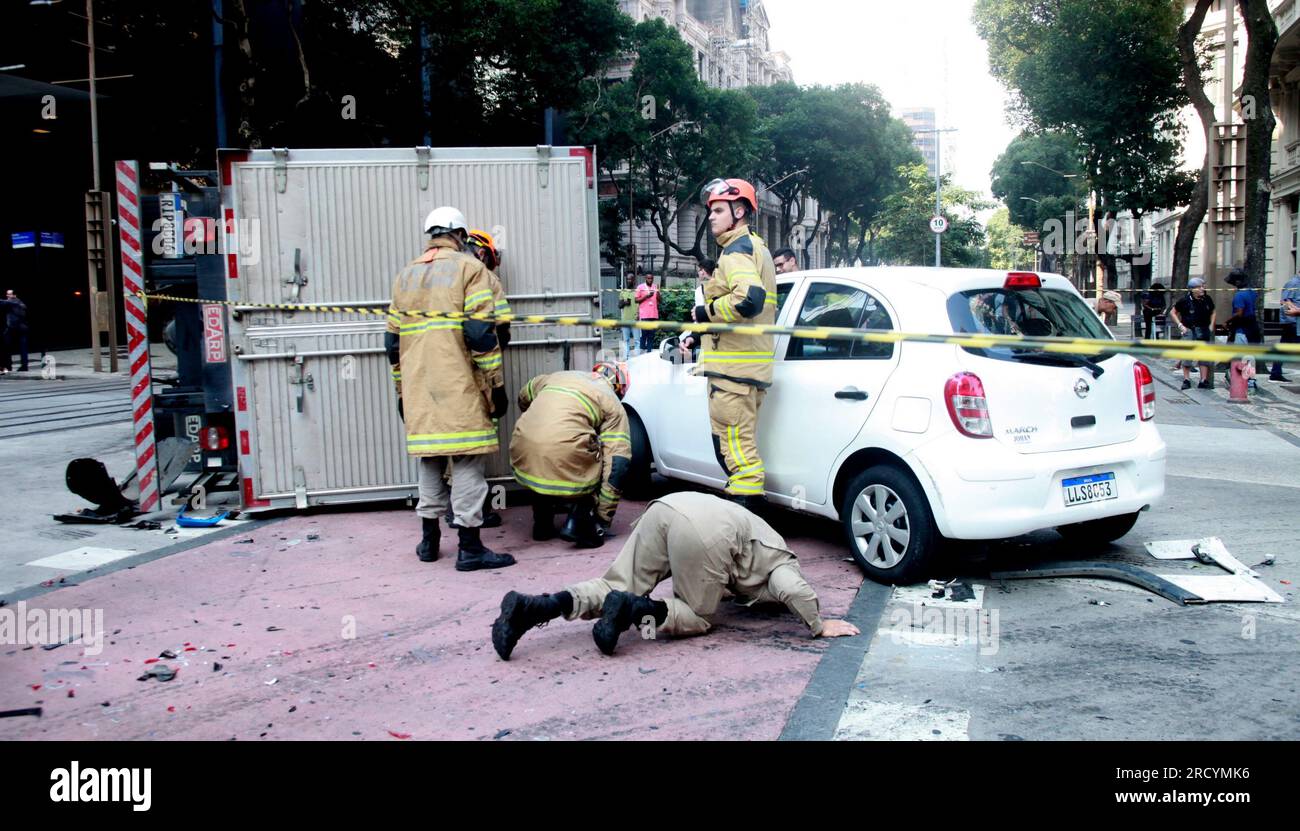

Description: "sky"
762 0 1019 205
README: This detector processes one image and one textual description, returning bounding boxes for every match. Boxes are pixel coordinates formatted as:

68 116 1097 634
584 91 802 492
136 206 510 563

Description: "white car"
621 268 1167 583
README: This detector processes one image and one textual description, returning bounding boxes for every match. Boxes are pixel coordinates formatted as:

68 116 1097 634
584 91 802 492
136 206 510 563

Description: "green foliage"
974 0 1191 217
984 207 1034 270
990 132 1088 230
878 164 991 267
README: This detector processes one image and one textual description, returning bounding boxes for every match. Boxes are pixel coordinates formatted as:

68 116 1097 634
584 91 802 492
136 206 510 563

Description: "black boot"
455 526 516 572
491 590 569 660
446 505 503 529
591 591 667 656
415 517 440 562
572 516 609 549
558 503 584 542
531 501 558 541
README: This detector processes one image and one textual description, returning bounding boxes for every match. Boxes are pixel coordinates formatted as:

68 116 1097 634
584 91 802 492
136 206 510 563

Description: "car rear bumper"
909 426 1167 539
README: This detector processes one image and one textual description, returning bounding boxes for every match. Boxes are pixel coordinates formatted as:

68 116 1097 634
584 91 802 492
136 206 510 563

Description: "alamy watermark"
0 602 105 656
888 601 1000 656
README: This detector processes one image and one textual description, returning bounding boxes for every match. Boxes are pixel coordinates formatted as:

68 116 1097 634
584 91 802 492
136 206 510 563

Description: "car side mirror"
659 336 680 361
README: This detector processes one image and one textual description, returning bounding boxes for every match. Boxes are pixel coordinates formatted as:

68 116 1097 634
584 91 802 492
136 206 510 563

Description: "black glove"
397 397 404 421
490 386 508 419
693 304 708 323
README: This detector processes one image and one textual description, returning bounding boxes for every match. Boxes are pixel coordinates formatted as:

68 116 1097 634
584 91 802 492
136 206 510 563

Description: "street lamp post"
914 127 957 266
628 120 695 275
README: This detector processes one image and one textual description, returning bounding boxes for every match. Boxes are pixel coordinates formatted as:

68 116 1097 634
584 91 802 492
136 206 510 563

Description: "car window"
786 282 894 361
947 287 1115 362
776 281 794 320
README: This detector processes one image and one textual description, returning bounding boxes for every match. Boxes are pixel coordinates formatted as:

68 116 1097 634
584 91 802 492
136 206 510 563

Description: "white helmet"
423 206 468 236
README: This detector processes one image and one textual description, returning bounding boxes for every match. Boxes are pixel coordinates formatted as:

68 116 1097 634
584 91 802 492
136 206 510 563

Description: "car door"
760 278 901 508
654 278 801 483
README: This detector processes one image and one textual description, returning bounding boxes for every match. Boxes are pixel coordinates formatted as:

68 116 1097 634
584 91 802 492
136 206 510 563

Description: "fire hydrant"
1227 356 1254 403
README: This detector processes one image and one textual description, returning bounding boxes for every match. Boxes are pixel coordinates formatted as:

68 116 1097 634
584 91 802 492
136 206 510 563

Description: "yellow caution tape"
136 291 1300 364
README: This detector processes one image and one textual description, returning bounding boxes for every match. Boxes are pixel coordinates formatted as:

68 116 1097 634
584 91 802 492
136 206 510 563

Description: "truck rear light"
201 425 230 451
1134 362 1155 421
1004 272 1041 289
945 372 993 438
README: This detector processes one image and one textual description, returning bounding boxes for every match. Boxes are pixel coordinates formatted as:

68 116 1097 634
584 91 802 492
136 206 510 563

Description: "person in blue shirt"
1225 269 1262 345
1270 274 1300 382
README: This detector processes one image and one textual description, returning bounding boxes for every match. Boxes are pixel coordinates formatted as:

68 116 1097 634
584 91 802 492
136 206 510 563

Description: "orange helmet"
467 229 500 270
592 360 629 399
701 178 756 214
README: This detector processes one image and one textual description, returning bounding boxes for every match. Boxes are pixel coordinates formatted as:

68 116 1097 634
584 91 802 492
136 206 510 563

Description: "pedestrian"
490 491 860 660
1269 273 1300 382
1142 282 1168 340
510 361 630 549
634 270 659 353
617 271 637 357
1224 269 1262 345
1095 289 1121 321
679 257 716 358
386 206 515 571
1169 277 1217 390
772 246 799 274
0 289 23 373
692 178 776 508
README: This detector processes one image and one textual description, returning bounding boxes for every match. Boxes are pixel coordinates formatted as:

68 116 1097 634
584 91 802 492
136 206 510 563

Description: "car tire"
624 409 653 498
1055 511 1140 544
839 464 938 584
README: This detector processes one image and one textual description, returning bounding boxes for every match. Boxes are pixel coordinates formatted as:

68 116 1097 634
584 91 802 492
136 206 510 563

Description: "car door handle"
835 387 868 400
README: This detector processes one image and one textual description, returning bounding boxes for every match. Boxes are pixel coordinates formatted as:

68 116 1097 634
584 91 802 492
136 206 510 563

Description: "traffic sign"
929 215 948 234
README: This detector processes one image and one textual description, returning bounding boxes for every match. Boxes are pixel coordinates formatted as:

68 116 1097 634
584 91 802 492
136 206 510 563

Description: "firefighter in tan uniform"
509 362 631 548
490 491 860 660
386 206 515 571
443 229 511 531
691 178 777 509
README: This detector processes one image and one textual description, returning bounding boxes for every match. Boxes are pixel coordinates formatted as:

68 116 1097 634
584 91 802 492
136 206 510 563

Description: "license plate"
1062 472 1117 506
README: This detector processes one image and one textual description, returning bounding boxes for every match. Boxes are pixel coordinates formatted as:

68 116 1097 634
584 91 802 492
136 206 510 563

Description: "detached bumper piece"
991 561 1205 606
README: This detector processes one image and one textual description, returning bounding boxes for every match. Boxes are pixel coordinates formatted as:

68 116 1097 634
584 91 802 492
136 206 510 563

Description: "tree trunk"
1238 0 1278 287
1171 0 1217 291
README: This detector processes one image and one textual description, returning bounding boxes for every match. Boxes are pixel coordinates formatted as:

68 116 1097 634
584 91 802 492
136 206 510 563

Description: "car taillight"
1134 362 1155 421
1004 272 1041 289
945 372 992 438
201 425 230 451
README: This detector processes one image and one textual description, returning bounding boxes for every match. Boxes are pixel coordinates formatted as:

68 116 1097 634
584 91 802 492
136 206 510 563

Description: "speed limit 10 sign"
929 215 949 234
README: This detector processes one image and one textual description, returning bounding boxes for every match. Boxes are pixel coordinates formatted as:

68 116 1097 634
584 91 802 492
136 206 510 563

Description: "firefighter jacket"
692 226 777 388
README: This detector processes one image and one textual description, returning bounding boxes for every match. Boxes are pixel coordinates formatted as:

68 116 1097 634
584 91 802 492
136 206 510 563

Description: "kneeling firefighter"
509 361 631 548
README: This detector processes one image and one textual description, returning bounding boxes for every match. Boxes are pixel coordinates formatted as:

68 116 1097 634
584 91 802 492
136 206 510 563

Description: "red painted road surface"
0 497 863 740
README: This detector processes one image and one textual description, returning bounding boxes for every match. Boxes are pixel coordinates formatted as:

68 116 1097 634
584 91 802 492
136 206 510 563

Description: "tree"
571 17 764 268
1171 0 1217 290
877 163 990 267
1237 0 1278 289
990 132 1087 272
974 0 1192 286
984 207 1034 270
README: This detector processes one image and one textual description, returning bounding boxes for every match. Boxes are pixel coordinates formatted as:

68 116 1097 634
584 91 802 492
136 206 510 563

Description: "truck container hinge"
416 147 431 190
273 148 289 193
293 466 308 510
536 145 551 189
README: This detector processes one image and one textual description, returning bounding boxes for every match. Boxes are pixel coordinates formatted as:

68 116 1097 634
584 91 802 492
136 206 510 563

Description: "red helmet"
592 360 629 399
701 178 756 214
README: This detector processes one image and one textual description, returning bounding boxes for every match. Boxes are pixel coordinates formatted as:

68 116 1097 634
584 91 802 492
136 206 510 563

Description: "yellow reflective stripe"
408 429 498 441
541 386 598 424
700 352 774 363
727 481 764 494
513 466 599 495
765 296 778 306
390 367 401 380
464 289 493 309
714 297 736 322
599 432 630 443
599 486 620 502
495 299 511 311
400 320 463 334
473 353 503 369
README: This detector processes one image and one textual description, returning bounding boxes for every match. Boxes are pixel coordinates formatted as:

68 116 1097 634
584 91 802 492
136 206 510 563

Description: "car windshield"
947 287 1115 363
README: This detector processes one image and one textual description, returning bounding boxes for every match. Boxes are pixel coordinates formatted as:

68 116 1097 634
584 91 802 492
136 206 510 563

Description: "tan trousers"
564 501 723 636
708 381 766 496
417 455 487 527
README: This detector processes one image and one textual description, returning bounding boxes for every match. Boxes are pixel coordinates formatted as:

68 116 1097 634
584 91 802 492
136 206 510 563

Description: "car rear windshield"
946 287 1115 362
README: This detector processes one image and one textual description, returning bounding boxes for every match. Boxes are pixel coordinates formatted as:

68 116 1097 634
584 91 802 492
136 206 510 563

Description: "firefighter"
691 178 777 509
509 361 631 549
386 206 515 571
490 491 860 660
443 228 511 531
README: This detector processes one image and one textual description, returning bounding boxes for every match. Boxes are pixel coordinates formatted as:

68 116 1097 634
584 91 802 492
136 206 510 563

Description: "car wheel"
624 409 653 498
1055 511 1140 544
839 464 938 584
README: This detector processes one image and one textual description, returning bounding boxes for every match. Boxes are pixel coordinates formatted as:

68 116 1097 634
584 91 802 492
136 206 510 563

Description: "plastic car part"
990 561 1205 605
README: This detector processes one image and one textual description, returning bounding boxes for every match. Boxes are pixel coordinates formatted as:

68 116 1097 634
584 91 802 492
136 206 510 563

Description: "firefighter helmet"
592 360 629 399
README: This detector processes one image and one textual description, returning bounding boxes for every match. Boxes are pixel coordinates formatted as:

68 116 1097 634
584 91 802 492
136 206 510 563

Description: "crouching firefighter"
386 206 515 571
491 491 860 660
509 361 631 548
691 178 777 510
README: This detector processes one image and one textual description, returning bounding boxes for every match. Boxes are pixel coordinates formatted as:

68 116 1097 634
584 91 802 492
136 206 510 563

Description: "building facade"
901 107 938 179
